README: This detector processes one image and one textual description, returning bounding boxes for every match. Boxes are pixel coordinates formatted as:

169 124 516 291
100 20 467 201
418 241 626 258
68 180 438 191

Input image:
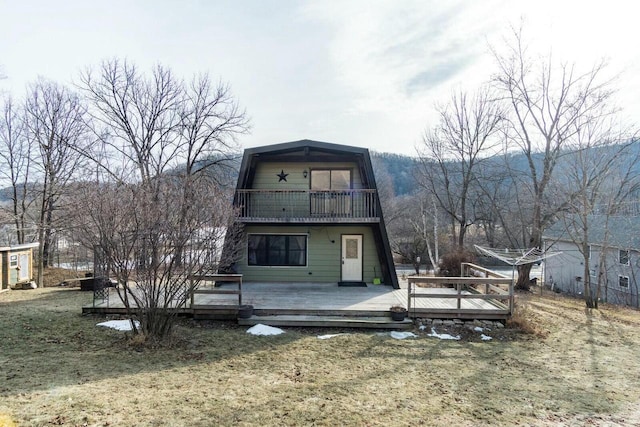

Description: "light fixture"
303 169 308 178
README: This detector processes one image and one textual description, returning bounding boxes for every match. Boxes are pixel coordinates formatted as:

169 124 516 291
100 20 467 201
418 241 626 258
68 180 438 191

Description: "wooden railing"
235 189 379 222
189 274 243 308
461 262 511 279
407 264 514 317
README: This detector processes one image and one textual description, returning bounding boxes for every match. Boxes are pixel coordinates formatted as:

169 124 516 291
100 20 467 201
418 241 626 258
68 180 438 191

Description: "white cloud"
1 0 638 155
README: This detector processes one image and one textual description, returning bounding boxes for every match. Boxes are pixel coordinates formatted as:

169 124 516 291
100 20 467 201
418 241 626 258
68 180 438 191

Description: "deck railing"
407 264 514 318
189 274 243 308
235 189 379 222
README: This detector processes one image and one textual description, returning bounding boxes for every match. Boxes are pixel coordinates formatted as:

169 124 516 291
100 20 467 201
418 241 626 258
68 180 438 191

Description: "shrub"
507 300 549 337
438 250 476 277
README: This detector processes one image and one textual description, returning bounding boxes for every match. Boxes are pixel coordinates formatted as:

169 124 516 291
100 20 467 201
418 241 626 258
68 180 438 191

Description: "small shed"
0 243 39 290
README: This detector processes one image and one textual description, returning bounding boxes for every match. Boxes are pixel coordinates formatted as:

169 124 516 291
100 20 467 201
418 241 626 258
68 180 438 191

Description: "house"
222 139 399 288
543 215 639 307
0 242 39 291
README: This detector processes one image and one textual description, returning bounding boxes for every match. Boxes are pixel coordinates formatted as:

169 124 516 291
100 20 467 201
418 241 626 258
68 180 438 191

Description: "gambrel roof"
236 139 379 190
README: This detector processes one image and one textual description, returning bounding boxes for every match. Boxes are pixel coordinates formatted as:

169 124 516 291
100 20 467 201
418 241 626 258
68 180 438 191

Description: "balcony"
235 189 379 223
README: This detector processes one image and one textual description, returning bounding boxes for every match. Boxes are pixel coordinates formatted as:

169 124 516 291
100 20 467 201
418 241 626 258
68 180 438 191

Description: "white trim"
341 234 363 282
618 275 630 288
619 249 630 266
0 242 39 252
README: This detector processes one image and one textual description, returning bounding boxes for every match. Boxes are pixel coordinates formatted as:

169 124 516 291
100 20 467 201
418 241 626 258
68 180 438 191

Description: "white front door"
341 235 363 282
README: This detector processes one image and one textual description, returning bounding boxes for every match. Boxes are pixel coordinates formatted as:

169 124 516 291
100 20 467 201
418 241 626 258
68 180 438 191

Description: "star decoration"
277 169 288 182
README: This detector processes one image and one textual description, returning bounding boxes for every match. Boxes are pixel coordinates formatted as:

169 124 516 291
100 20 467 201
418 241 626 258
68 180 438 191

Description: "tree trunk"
36 225 45 288
42 203 54 268
583 256 597 308
422 205 438 270
515 263 533 291
457 221 466 248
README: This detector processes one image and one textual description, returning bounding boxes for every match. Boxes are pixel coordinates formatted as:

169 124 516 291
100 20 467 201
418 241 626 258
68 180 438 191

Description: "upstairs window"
619 249 630 266
248 234 307 266
310 169 351 190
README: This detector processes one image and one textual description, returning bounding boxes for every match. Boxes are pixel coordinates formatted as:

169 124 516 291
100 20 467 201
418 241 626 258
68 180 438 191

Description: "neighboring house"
0 242 39 290
223 139 399 288
543 215 639 307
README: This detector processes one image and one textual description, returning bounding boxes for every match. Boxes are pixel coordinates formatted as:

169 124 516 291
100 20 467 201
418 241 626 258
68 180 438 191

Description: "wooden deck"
83 274 511 327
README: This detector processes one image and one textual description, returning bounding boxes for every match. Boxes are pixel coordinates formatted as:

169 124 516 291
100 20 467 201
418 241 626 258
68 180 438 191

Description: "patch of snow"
390 331 417 340
473 326 484 332
419 324 427 331
317 333 349 340
427 328 460 340
481 334 493 341
246 324 284 336
96 319 139 331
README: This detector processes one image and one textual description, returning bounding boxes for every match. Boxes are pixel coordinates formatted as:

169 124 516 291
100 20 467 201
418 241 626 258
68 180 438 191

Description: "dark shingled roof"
544 215 640 249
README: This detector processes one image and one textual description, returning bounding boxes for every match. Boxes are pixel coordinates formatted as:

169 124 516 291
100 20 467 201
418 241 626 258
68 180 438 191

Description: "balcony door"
310 169 352 216
341 234 363 282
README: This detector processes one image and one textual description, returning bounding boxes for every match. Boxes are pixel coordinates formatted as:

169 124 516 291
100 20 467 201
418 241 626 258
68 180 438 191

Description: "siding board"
253 162 363 190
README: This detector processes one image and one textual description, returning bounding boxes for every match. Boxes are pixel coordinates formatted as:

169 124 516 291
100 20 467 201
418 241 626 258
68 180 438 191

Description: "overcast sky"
1 0 638 156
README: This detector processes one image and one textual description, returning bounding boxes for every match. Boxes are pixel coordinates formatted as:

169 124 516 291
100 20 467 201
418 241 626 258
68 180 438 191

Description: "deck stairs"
191 305 415 329
237 314 413 329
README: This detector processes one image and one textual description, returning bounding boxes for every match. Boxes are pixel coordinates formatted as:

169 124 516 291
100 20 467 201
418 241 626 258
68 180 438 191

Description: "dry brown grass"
506 299 550 338
1 287 639 426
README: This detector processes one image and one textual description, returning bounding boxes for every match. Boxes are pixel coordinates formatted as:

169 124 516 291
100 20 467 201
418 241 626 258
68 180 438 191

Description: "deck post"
190 276 195 308
457 283 462 310
509 278 514 314
407 280 412 313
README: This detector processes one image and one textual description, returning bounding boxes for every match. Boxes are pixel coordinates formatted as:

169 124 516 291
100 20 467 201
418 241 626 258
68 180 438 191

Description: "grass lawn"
1 286 639 426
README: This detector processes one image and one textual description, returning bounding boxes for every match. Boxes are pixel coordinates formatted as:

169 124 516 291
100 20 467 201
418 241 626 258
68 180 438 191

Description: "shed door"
341 235 363 282
19 254 29 281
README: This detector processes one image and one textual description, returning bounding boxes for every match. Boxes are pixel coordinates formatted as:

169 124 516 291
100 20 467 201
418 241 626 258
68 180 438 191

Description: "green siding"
237 225 383 284
252 162 363 190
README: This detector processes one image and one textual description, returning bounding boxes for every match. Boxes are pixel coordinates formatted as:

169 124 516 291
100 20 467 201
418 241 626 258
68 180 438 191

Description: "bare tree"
418 87 503 249
0 95 35 244
493 28 617 290
78 59 249 342
23 79 89 285
76 172 239 340
419 194 441 271
471 159 508 248
557 127 639 308
473 153 534 249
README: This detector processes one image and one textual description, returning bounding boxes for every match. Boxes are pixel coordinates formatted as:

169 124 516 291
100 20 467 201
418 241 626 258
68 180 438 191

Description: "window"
248 234 307 266
619 249 630 265
619 275 629 288
9 255 17 268
310 169 352 216
310 169 351 190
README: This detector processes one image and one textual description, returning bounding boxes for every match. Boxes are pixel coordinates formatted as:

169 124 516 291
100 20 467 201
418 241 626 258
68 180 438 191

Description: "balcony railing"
235 189 379 223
